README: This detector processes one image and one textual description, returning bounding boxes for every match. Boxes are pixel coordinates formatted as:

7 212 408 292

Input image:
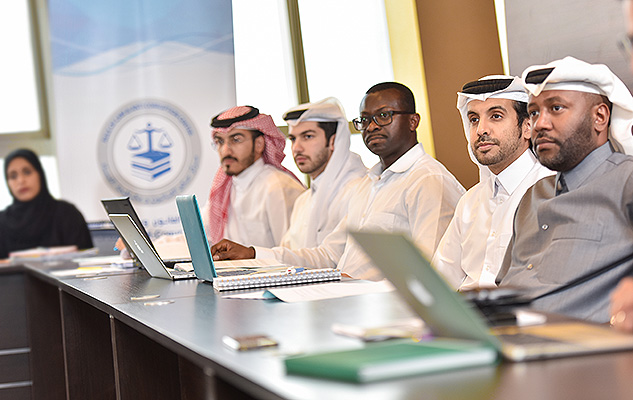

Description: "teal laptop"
176 194 256 282
176 194 341 289
175 195 216 281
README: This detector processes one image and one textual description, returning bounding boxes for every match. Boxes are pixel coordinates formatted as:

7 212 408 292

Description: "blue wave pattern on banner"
49 0 233 75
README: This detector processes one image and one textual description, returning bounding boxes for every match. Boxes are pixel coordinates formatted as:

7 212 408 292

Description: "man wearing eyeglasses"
204 105 304 248
212 82 465 280
432 76 553 291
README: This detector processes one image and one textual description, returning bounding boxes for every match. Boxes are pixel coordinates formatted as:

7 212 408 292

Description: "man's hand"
114 237 131 260
610 277 633 332
211 239 255 261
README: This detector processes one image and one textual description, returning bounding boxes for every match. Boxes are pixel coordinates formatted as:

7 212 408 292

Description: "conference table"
2 260 633 400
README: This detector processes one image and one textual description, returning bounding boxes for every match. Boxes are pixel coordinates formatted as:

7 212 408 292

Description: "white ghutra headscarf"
456 75 529 179
521 56 633 155
283 97 367 248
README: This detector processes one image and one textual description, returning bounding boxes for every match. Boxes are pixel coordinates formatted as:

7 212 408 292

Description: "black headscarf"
0 149 59 255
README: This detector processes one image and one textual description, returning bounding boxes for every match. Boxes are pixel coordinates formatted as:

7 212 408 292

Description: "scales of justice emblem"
98 99 201 204
128 122 174 181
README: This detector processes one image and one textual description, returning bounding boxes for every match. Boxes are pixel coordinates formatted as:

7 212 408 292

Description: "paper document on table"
267 279 394 302
9 245 78 259
332 318 429 342
9 246 99 262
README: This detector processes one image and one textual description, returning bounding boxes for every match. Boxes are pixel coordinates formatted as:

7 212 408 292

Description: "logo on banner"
98 99 201 204
128 123 173 181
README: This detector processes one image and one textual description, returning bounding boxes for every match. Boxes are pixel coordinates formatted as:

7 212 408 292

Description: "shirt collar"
491 149 540 196
368 143 425 180
559 141 613 191
232 157 265 190
310 172 323 193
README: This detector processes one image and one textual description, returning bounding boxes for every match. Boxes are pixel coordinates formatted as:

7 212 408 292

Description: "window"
0 0 48 136
298 0 393 117
232 0 298 126
232 0 386 179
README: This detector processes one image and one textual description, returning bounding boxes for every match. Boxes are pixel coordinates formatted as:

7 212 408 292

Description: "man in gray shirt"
497 56 633 323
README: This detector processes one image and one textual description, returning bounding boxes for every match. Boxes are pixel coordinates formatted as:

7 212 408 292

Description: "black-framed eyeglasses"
352 110 413 131
617 33 633 60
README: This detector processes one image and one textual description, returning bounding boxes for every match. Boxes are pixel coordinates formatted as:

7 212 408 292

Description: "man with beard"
496 57 633 323
432 76 553 290
211 82 465 280
280 97 366 249
204 106 304 248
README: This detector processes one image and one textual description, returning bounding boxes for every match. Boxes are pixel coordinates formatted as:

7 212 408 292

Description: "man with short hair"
204 106 304 248
212 82 465 281
280 97 366 249
496 57 633 323
432 76 553 290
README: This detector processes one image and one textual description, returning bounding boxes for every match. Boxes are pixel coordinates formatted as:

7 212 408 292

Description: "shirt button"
541 224 549 230
527 264 534 270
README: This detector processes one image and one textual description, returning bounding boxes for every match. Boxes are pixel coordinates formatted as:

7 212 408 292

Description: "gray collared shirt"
499 141 633 323
557 142 613 193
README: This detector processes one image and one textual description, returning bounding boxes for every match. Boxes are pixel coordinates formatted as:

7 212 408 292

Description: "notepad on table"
284 339 498 383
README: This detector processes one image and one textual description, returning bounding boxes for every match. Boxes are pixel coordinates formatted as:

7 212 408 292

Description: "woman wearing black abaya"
0 149 93 259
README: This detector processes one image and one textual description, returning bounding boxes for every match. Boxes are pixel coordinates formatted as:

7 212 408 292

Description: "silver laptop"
101 197 190 267
351 231 633 361
109 214 196 280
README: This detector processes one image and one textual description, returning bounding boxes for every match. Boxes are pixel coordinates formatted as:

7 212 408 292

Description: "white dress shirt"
256 144 465 280
204 158 304 248
432 150 553 290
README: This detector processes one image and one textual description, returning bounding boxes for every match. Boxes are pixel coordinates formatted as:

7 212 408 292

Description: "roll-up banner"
49 0 234 238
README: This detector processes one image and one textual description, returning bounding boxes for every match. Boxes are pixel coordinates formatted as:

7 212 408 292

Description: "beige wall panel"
415 0 504 188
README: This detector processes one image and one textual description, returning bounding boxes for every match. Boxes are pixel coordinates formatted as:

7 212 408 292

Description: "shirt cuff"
253 246 276 260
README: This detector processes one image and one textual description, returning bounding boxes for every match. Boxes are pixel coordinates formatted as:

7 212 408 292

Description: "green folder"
284 339 498 383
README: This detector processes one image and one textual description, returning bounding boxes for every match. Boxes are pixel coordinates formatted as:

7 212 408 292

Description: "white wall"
505 0 632 90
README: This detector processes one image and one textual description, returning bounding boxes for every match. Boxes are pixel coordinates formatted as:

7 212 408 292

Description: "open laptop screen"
101 197 155 252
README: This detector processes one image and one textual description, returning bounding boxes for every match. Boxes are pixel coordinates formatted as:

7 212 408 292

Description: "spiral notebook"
175 194 341 291
212 268 342 291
